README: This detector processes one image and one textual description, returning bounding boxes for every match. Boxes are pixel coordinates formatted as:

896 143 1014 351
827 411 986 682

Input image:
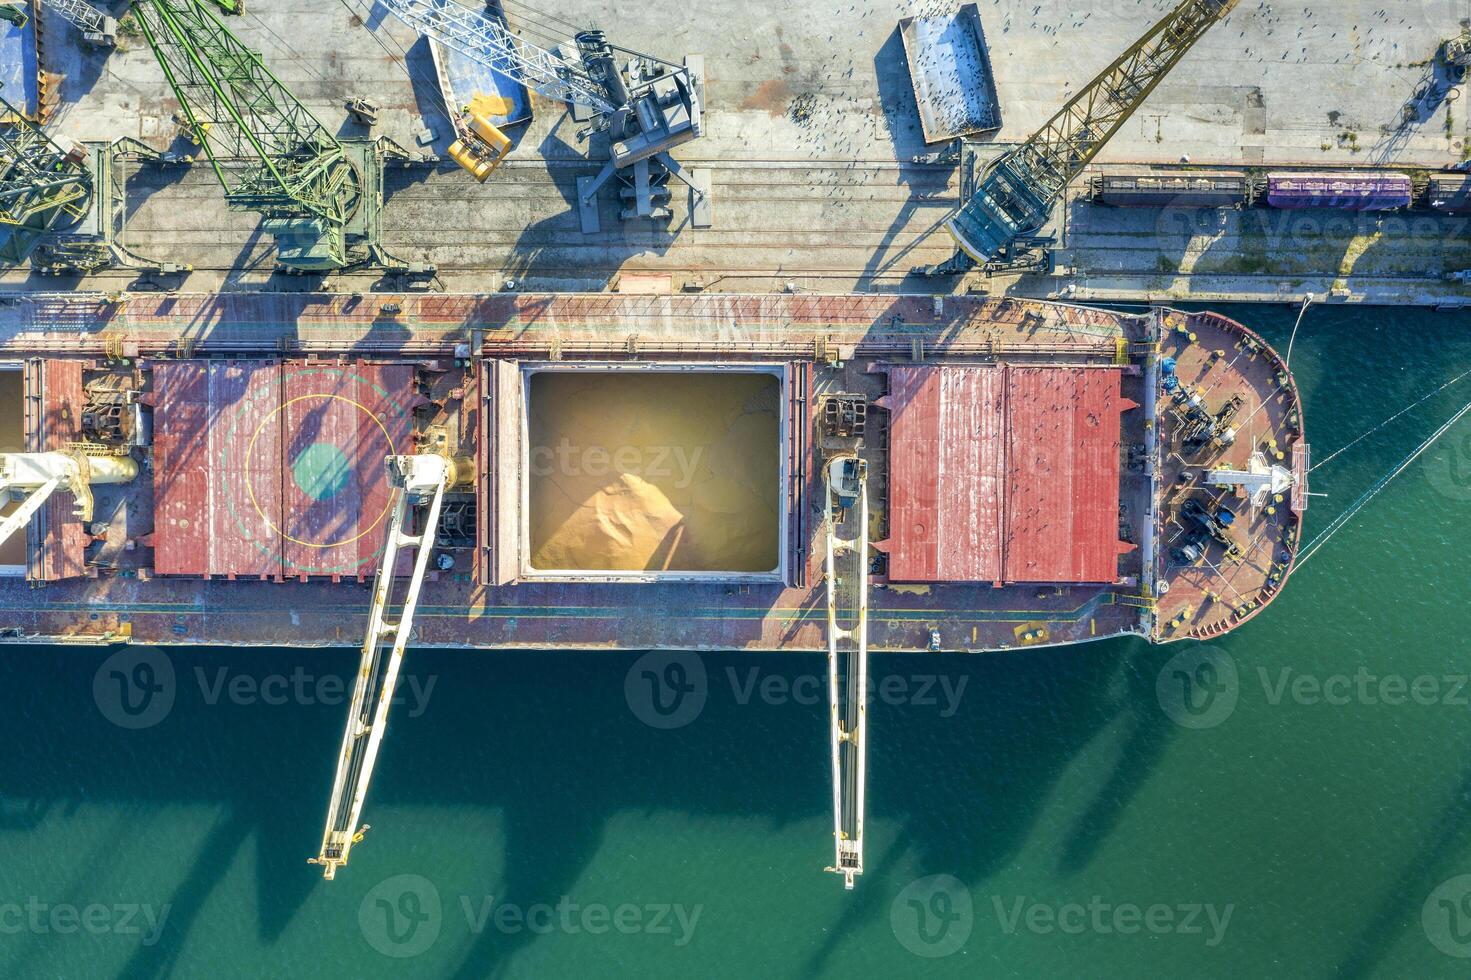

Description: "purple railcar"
1266 172 1413 211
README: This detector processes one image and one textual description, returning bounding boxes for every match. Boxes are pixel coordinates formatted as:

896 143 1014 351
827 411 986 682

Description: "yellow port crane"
921 0 1239 276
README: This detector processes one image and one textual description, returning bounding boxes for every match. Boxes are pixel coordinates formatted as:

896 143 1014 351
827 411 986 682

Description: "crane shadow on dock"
1369 56 1463 167
500 130 681 286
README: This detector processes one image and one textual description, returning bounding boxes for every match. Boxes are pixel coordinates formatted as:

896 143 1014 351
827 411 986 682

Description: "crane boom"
378 0 614 113
822 455 869 889
311 453 470 879
944 0 1238 263
43 0 117 46
132 0 361 269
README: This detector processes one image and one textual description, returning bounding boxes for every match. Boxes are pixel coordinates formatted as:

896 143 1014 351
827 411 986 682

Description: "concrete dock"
8 0 1471 302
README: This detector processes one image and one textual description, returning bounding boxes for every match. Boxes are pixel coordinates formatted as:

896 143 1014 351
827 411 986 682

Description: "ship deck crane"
0 450 138 552
374 0 706 229
310 452 471 879
822 454 869 889
921 0 1238 276
132 0 428 275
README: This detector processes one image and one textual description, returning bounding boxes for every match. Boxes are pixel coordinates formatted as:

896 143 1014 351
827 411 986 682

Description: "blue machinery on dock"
376 0 708 231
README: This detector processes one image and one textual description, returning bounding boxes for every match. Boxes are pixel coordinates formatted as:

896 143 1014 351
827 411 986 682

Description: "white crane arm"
377 0 616 114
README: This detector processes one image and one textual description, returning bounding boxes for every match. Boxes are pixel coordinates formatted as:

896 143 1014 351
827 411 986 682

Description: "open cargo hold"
0 364 23 573
487 361 799 584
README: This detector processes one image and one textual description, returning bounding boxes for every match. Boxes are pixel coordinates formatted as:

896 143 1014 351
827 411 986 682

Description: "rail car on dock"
1090 171 1255 208
1427 172 1471 213
1091 167 1445 213
1265 171 1414 211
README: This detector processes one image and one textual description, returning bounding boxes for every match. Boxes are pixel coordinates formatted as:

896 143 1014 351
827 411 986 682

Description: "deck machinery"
923 0 1239 275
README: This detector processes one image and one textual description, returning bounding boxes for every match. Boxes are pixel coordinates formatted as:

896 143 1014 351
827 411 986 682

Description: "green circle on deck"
291 442 352 501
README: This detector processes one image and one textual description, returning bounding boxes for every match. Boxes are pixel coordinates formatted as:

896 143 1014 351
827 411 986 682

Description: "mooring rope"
1310 367 1471 472
1284 293 1313 369
1297 395 1471 570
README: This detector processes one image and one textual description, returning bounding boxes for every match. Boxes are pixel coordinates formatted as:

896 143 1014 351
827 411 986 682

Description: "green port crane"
0 87 90 266
1 85 193 274
923 0 1238 275
132 0 424 274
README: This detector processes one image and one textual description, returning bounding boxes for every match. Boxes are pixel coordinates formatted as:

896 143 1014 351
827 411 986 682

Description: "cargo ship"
0 290 1306 650
0 289 1308 885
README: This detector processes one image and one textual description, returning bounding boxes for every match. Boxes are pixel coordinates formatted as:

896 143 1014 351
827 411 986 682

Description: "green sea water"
2 304 1470 979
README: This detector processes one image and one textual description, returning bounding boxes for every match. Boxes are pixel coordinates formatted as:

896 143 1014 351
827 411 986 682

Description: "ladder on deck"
822 455 869 889
310 454 457 879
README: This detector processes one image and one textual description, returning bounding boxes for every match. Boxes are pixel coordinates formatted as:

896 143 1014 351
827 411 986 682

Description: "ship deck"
0 292 1302 651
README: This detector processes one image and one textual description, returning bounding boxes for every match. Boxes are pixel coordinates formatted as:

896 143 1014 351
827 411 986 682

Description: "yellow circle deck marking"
245 393 396 549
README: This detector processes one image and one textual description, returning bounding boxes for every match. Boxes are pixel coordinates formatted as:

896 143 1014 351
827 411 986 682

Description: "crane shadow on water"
0 634 1189 979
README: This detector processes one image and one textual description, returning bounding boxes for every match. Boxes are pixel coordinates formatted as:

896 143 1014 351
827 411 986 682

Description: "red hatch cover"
152 360 416 579
884 364 1134 584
